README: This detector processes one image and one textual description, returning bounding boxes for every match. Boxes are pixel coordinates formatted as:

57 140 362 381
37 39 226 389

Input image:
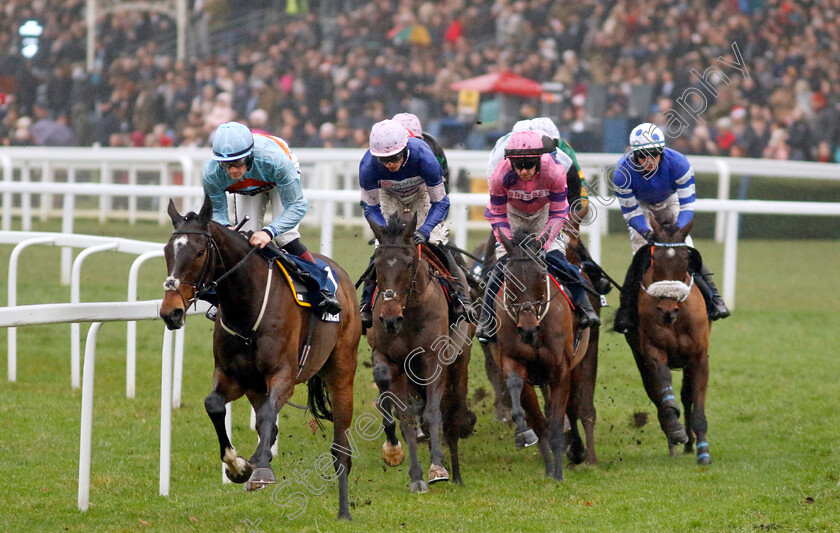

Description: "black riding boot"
614 261 640 334
439 245 471 321
475 263 503 344
574 292 601 329
694 264 730 320
358 253 376 330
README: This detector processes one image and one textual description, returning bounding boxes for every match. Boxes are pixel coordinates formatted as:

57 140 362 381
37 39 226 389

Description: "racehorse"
158 197 361 519
473 231 599 465
622 218 712 464
366 214 475 493
489 230 589 480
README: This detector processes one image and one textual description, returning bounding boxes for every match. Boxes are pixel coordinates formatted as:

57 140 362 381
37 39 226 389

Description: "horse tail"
306 373 333 425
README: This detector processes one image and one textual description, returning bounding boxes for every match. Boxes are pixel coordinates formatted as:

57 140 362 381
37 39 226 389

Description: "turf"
0 219 838 532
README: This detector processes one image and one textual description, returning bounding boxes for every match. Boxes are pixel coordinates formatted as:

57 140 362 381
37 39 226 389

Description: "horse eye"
196 249 205 258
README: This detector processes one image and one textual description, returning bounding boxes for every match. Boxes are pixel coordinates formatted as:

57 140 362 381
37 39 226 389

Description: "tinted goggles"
220 157 249 169
633 147 664 161
510 157 540 171
375 151 405 165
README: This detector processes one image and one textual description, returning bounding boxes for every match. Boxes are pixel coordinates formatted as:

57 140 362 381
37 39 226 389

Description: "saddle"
257 242 340 322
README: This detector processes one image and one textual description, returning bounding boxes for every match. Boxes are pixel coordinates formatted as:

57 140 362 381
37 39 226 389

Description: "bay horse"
159 197 361 519
474 230 599 465
367 214 475 493
622 218 712 464
489 231 589 480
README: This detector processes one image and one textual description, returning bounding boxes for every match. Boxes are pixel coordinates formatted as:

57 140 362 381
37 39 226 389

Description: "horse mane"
509 228 542 256
380 216 409 240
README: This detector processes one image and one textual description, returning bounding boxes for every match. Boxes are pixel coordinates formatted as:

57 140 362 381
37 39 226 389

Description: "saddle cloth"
274 255 340 323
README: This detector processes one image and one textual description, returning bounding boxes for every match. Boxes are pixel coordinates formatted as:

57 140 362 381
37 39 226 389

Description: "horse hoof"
223 458 254 484
382 441 404 466
515 429 539 449
410 480 429 494
244 467 276 492
697 454 712 466
428 464 449 484
666 427 688 447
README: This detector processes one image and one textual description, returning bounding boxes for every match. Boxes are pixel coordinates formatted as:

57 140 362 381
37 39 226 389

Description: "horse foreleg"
483 343 511 422
680 371 695 454
546 370 572 481
392 373 426 493
687 355 711 465
504 362 539 449
632 344 687 452
245 370 294 491
568 325 598 465
519 382 551 476
204 371 251 483
372 353 404 467
422 357 449 484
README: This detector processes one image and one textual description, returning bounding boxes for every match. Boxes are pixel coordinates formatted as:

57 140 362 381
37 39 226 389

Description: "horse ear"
198 195 213 225
498 231 513 255
649 217 663 238
678 218 694 242
408 212 418 233
167 199 182 228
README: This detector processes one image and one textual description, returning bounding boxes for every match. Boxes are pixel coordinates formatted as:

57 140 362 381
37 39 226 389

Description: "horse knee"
205 392 226 417
373 363 392 390
506 372 524 393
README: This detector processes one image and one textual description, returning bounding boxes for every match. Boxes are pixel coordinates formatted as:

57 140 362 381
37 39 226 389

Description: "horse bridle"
640 241 694 302
163 228 260 308
373 243 425 311
501 256 557 325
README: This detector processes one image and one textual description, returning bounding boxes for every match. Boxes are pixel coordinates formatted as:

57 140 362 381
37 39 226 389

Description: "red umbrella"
449 71 543 98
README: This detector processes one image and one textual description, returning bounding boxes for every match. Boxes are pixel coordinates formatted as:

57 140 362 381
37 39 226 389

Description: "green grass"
1 219 839 532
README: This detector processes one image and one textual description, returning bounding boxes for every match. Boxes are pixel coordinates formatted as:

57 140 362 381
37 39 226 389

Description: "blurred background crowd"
1 0 838 163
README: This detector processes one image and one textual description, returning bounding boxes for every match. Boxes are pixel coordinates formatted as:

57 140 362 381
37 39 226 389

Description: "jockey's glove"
642 229 655 244
412 230 428 245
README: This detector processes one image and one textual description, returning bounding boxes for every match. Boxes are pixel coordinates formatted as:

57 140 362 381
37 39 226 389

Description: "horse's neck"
406 258 438 308
209 224 268 306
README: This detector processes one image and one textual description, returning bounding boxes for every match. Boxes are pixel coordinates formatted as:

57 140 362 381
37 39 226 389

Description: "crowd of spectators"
1 0 839 163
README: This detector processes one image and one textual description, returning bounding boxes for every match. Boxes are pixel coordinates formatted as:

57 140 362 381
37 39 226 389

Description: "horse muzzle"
381 313 404 334
657 300 679 325
517 325 540 345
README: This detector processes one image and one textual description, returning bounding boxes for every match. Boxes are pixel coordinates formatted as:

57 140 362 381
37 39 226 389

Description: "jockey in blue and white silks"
612 122 729 333
612 145 696 253
357 119 469 329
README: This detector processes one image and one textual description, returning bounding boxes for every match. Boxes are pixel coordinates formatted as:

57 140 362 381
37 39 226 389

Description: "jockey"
392 112 451 194
202 121 341 319
612 122 730 333
486 117 610 294
358 119 471 329
475 130 601 343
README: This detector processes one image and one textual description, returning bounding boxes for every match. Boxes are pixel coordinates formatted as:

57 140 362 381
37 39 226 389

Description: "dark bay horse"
367 215 475 493
622 218 712 464
473 231 599 465
489 231 589 480
159 197 361 519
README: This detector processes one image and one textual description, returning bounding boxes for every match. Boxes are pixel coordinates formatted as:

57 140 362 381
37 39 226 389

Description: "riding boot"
201 289 219 321
359 255 376 330
475 263 503 344
614 261 640 334
694 264 730 320
574 293 601 329
292 252 342 316
438 245 471 321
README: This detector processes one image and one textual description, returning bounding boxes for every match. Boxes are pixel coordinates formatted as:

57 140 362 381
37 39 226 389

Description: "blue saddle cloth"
284 254 339 296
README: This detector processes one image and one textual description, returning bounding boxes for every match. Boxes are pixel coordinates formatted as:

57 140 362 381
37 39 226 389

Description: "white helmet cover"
369 119 410 157
629 122 666 152
392 113 423 137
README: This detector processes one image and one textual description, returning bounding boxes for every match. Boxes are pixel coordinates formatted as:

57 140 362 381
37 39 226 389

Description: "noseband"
502 256 555 325
373 243 426 311
641 242 694 302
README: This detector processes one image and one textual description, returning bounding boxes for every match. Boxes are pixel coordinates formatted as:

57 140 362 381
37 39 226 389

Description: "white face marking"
666 248 676 258
173 235 189 253
386 258 398 267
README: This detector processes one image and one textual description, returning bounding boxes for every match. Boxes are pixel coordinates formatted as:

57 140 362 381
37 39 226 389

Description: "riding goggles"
376 150 406 165
633 146 664 161
510 157 540 171
220 157 249 169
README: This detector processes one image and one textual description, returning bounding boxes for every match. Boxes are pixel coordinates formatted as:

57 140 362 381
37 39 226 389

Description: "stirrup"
205 305 218 321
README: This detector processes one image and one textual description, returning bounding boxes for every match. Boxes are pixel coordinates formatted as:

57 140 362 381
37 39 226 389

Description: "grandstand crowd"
1 0 838 163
